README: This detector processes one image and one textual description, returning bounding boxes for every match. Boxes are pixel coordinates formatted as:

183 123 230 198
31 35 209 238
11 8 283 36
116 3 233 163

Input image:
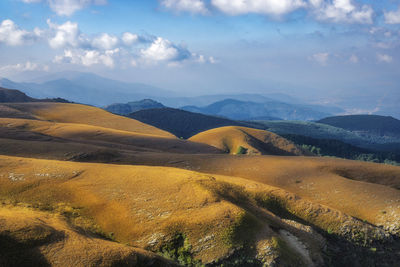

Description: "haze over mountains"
0 71 367 121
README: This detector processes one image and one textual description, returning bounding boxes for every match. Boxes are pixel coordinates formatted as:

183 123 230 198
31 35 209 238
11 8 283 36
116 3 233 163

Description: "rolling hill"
189 126 307 156
182 99 332 121
0 97 400 266
0 103 223 158
128 107 254 139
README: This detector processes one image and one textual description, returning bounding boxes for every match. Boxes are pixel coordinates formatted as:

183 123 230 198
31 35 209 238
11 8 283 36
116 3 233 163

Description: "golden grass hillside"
1 103 174 137
0 118 222 155
0 205 176 267
189 126 307 156
1 155 400 266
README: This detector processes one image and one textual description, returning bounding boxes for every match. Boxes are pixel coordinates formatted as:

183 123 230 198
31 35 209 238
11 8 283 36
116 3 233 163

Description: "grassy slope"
1 103 400 265
0 205 176 267
4 103 174 138
189 126 307 156
1 155 399 265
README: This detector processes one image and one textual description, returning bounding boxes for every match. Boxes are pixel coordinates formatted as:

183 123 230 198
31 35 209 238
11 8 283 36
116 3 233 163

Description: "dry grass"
3 102 174 137
189 126 307 156
0 205 177 267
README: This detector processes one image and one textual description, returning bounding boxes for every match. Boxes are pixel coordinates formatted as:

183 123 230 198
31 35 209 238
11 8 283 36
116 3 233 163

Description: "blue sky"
0 0 400 114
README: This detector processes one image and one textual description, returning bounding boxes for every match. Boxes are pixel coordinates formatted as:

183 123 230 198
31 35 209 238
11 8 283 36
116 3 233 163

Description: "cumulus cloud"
122 32 138 46
211 0 306 16
139 37 212 66
161 0 208 14
384 6 400 24
47 19 84 49
91 33 118 50
377 53 393 63
54 48 119 67
161 0 374 24
310 0 374 24
141 37 190 62
0 19 41 46
0 18 214 68
310 52 329 65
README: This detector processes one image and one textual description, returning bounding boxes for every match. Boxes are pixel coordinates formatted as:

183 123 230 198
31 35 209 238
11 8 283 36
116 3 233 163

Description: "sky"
0 0 400 113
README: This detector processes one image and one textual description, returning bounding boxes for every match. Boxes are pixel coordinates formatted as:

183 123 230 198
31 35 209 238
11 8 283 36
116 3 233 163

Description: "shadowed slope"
190 126 307 156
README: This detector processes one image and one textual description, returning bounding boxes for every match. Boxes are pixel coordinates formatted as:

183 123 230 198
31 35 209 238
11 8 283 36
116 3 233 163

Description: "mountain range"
182 98 334 121
0 72 173 106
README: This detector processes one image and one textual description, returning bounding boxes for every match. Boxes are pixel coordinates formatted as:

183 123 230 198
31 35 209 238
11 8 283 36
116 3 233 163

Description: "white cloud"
310 0 374 24
211 0 306 16
54 48 119 68
310 52 329 65
47 19 83 49
377 53 393 63
384 6 400 24
122 32 138 46
2 19 214 68
22 0 107 16
91 33 118 50
0 19 40 46
0 61 48 74
161 0 209 14
141 37 189 62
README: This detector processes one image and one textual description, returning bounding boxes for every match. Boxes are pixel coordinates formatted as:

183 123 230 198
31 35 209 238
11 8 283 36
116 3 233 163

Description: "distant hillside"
128 107 252 139
255 120 400 153
0 87 70 104
0 87 36 102
182 99 331 121
318 115 400 137
105 99 164 115
189 126 307 156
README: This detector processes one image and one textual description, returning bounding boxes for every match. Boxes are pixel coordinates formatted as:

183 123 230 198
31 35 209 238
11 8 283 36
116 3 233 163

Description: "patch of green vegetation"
159 233 203 266
222 212 262 248
271 236 305 266
236 146 248 155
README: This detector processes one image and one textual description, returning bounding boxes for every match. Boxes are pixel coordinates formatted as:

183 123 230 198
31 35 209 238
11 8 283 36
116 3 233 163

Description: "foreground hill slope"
0 205 175 267
190 126 307 156
128 107 251 139
0 155 399 265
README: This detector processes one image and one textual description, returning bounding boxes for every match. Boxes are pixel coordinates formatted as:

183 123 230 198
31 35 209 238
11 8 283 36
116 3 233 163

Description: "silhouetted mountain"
182 99 331 121
105 99 165 115
0 87 36 102
318 115 400 137
0 72 174 106
127 107 255 139
0 87 70 104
